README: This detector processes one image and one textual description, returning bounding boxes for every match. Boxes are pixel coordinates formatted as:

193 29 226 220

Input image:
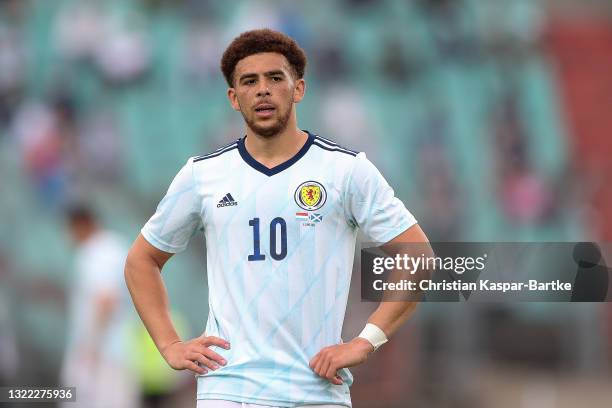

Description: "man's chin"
249 121 285 138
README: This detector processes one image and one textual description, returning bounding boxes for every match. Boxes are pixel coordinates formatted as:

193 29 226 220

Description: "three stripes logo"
217 193 238 208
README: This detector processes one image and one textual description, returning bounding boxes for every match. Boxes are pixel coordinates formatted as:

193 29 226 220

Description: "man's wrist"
357 323 388 352
160 339 182 356
352 337 375 354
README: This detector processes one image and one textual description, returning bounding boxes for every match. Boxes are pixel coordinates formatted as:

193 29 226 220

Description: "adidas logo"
217 193 238 208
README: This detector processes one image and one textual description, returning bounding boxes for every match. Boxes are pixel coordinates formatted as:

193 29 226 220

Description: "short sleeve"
78 233 129 292
344 153 417 243
141 158 203 253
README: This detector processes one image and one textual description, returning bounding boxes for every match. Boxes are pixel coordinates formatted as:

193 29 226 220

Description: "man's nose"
256 81 271 97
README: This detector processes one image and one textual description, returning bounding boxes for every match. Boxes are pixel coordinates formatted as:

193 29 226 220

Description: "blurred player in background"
125 29 429 407
61 205 138 408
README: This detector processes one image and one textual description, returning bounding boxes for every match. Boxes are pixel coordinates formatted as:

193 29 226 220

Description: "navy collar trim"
237 131 315 176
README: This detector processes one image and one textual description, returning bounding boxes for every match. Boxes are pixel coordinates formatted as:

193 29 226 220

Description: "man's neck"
244 126 309 169
77 225 100 246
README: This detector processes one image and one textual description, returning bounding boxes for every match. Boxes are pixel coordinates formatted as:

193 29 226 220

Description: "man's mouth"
254 104 276 117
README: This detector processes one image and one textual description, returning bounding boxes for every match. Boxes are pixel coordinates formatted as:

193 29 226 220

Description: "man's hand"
309 338 374 385
161 335 230 375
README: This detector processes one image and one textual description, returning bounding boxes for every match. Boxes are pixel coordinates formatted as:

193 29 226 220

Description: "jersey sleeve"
141 158 203 253
84 236 128 292
344 153 417 243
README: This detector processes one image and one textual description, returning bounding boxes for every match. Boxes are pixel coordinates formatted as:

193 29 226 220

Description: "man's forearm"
365 224 429 338
124 251 180 353
89 293 117 348
367 301 418 338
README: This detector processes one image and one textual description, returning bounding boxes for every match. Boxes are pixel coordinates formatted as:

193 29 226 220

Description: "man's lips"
254 103 276 118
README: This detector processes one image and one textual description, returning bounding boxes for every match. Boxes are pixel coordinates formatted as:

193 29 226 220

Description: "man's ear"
227 87 241 111
293 78 305 104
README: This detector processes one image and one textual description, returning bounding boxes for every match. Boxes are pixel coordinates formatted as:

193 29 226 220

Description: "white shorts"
60 353 139 408
196 400 346 408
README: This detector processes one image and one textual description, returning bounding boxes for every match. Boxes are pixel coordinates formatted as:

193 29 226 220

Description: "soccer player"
62 205 138 408
125 28 429 408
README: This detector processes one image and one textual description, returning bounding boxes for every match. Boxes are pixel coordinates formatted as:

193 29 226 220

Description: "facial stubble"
240 99 293 138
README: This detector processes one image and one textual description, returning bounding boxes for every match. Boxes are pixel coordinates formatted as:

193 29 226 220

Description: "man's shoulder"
88 231 129 254
192 139 240 165
309 133 361 159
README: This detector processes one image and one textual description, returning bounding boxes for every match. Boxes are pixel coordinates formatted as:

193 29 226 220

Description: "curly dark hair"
221 28 307 87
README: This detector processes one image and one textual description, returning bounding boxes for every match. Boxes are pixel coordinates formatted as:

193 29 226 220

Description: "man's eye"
272 77 282 82
244 79 255 85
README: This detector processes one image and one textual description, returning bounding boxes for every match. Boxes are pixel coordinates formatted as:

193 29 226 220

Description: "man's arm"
309 223 430 385
90 290 118 346
74 290 118 368
125 234 229 375
363 223 429 337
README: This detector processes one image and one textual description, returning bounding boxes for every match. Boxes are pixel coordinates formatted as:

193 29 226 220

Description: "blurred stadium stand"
0 0 611 407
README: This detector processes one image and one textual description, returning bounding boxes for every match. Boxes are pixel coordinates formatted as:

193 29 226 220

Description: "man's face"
67 219 93 244
227 52 305 138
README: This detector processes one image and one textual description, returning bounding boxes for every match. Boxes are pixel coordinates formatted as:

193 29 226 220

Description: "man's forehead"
234 52 291 75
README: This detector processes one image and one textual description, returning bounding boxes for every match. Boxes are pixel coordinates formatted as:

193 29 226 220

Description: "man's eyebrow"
238 70 286 82
264 70 285 77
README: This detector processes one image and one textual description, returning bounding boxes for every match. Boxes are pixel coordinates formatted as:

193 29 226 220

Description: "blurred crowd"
0 0 585 235
1 0 611 407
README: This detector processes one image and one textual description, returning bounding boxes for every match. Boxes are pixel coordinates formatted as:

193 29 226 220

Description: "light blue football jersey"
141 131 417 407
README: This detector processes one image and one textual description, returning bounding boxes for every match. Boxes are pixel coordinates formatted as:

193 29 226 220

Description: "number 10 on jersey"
248 217 287 261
